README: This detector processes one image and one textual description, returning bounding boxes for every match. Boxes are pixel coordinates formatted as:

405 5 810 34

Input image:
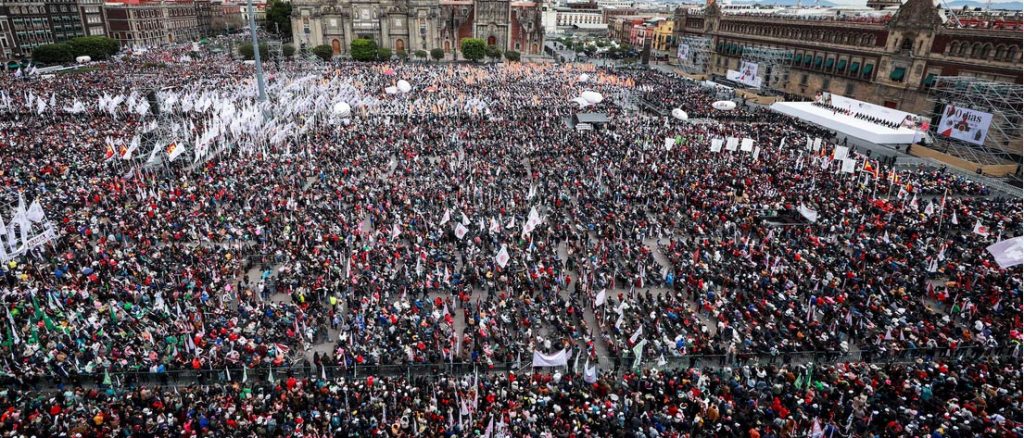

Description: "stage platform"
770 101 919 145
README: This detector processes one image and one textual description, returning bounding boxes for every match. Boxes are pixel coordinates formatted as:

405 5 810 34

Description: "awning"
824 58 834 69
794 54 803 63
850 62 860 74
836 59 847 71
814 56 823 67
803 56 812 65
862 64 874 76
890 66 905 81
923 73 936 86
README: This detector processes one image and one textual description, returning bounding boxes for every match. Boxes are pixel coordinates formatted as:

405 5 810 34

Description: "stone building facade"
290 0 542 56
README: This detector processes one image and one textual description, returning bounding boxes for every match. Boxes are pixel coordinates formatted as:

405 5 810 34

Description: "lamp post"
246 0 267 101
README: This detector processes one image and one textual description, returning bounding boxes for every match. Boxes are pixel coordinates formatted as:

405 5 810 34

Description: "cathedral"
291 0 544 57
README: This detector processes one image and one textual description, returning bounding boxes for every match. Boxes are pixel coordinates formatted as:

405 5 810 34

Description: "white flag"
594 289 606 307
973 220 990 237
439 209 451 226
455 223 469 239
629 325 643 344
495 245 510 268
986 236 1024 269
583 362 598 383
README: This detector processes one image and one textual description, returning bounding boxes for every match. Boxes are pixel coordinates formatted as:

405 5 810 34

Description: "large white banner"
676 44 690 62
726 61 761 88
938 104 993 146
532 349 569 367
986 236 1023 269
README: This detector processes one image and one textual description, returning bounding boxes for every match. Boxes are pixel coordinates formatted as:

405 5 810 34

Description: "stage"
770 101 919 145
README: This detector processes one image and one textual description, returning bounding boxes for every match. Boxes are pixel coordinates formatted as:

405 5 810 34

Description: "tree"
282 44 296 59
414 50 427 60
311 44 333 61
264 0 292 37
430 48 444 61
376 47 392 61
350 38 377 62
238 42 269 60
485 45 501 62
461 38 486 62
504 50 520 62
32 43 74 64
67 36 119 60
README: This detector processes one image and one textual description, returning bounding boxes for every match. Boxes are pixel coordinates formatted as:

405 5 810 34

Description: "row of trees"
238 37 522 64
345 37 520 62
32 36 120 65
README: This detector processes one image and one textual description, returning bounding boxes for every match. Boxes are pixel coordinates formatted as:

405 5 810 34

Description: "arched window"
980 43 992 59
958 42 969 56
970 42 982 58
949 41 960 55
994 44 1006 60
1007 45 1020 61
487 35 496 46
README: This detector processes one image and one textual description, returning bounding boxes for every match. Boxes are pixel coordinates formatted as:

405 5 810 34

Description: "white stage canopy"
770 101 919 145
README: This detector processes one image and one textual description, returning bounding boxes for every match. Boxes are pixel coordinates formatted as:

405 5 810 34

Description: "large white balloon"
332 102 351 118
397 80 412 93
581 91 603 104
712 100 737 111
385 86 399 95
578 73 590 83
572 97 590 108
671 108 688 121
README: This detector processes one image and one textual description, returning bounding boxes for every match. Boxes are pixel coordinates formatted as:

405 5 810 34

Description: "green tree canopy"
265 0 292 37
351 38 378 62
461 38 486 62
32 43 74 65
504 50 520 62
238 42 269 61
376 47 392 61
282 43 296 59
485 45 501 61
311 44 333 61
430 48 445 61
67 36 119 60
414 50 427 60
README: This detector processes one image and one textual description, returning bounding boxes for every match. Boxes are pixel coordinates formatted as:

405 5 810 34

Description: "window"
845 83 855 95
889 66 905 82
822 79 830 90
800 74 808 85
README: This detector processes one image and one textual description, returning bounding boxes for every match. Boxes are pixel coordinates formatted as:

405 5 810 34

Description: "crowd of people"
812 101 907 130
0 42 1019 436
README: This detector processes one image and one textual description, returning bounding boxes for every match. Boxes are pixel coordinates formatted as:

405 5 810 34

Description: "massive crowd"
0 44 1019 436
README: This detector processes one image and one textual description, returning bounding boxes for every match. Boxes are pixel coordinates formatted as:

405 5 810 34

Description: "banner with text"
938 104 993 146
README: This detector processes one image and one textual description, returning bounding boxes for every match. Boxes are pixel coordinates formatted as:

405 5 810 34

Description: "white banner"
726 137 739 151
833 145 849 161
710 138 723 153
676 44 690 62
986 236 1023 269
740 138 754 152
938 104 993 146
726 61 762 88
532 349 569 367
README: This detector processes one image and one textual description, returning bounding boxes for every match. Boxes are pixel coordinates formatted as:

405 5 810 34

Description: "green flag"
31 297 56 331
103 368 112 386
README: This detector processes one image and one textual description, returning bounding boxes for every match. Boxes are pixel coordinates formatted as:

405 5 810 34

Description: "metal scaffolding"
740 46 793 91
677 35 711 75
927 76 1023 165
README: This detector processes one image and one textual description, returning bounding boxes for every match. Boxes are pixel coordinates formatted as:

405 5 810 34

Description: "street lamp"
246 0 267 101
